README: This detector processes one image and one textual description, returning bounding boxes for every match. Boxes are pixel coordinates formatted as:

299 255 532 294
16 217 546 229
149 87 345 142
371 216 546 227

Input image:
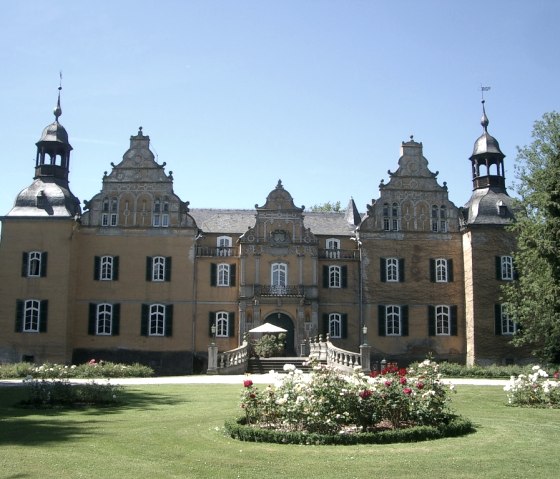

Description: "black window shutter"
341 314 348 339
88 303 97 335
450 305 458 336
210 263 217 286
341 266 348 288
165 305 173 336
209 312 216 336
165 257 172 281
378 305 386 336
94 256 101 280
230 264 236 286
428 305 436 336
146 257 153 282
399 258 405 282
495 256 502 280
513 258 519 280
380 258 387 282
228 312 235 337
40 252 48 277
141 304 149 336
494 304 502 335
401 305 409 336
448 259 454 282
322 265 329 288
22 252 29 277
39 300 48 333
15 300 24 332
112 304 120 336
113 256 119 281
322 313 329 336
429 259 435 282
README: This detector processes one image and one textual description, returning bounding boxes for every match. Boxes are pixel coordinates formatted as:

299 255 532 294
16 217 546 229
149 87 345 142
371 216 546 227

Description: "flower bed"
504 365 560 407
225 360 474 445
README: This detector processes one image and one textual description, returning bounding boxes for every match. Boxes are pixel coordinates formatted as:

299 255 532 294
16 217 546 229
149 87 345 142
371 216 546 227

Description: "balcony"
196 246 236 257
254 284 305 298
318 249 359 260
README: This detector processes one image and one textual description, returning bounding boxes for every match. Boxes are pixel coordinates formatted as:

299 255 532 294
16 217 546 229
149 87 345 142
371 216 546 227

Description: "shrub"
252 334 286 358
408 361 559 379
233 359 470 443
504 366 560 408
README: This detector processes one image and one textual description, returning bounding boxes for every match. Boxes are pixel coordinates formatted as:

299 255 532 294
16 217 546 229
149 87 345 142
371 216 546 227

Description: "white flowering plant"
504 366 560 408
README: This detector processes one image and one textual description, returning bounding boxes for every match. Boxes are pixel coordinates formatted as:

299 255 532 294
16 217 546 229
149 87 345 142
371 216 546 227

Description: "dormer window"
101 197 118 227
383 202 400 231
431 205 447 232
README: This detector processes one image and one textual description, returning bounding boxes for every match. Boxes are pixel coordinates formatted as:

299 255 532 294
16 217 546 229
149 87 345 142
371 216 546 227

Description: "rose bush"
504 365 560 407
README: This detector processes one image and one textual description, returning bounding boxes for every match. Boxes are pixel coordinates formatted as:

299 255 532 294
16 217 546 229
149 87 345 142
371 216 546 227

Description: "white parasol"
248 322 287 333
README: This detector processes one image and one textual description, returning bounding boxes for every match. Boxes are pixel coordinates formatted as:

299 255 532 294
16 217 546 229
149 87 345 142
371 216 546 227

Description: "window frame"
326 238 341 259
22 251 47 278
329 265 341 288
386 305 401 336
435 305 450 336
217 263 230 287
16 299 48 333
500 255 514 281
96 303 113 336
435 258 448 283
146 256 171 282
271 262 288 291
386 258 399 282
216 311 230 337
217 236 232 256
329 313 342 338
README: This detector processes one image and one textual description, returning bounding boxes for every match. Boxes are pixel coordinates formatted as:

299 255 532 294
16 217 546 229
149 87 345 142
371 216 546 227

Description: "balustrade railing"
196 246 236 257
215 339 249 374
255 284 304 297
318 249 359 260
308 334 366 374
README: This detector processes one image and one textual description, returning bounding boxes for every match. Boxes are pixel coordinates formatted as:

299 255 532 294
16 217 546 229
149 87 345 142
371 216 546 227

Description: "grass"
0 383 558 479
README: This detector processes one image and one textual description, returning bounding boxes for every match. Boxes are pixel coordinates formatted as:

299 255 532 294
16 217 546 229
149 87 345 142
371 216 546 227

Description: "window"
323 313 347 339
110 198 118 226
101 197 118 226
430 258 453 283
88 303 120 336
322 265 348 288
382 202 400 231
146 256 172 282
326 238 340 259
217 236 232 256
431 205 448 232
210 263 236 287
141 303 173 337
496 256 514 281
381 257 404 282
271 263 287 294
383 203 390 231
94 255 119 281
495 304 517 335
378 305 408 336
209 311 235 338
22 251 47 277
15 299 48 333
428 305 458 336
391 203 400 231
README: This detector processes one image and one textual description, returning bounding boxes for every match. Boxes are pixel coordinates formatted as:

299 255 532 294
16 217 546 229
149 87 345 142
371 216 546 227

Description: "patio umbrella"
248 322 287 333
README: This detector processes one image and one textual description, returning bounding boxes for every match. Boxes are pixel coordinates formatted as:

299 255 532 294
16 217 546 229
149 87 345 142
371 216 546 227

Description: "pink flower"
398 368 407 377
417 382 425 390
243 379 253 388
88 359 97 365
403 387 412 395
359 389 372 399
553 371 559 380
400 377 407 385
384 380 392 387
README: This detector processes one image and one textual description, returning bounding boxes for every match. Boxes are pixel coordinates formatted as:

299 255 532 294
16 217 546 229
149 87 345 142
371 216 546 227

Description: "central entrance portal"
265 313 296 356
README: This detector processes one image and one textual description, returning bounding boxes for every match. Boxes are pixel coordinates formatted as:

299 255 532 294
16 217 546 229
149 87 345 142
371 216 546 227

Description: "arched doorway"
266 313 296 357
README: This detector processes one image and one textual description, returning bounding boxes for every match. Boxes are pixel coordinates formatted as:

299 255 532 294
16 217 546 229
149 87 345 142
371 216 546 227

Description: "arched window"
217 264 230 286
329 313 342 338
329 265 341 288
271 263 287 294
149 304 166 336
96 303 113 335
216 311 229 337
435 305 450 335
217 236 232 256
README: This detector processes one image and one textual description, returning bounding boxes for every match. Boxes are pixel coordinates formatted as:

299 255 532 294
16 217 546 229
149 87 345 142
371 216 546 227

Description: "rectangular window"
15 299 48 333
271 263 287 294
161 214 169 227
323 265 348 288
146 256 172 282
326 238 340 259
141 304 173 337
22 251 47 278
217 236 232 256
101 213 109 226
497 256 514 281
110 213 118 226
210 263 236 287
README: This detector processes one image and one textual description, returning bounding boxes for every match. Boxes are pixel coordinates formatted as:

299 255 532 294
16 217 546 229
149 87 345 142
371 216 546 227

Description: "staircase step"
247 357 316 374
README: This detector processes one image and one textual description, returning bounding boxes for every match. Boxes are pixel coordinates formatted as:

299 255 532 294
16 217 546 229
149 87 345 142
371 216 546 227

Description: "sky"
0 0 558 221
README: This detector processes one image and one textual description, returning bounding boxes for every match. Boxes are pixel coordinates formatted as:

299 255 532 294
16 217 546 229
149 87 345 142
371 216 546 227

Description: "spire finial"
54 71 62 121
480 85 491 132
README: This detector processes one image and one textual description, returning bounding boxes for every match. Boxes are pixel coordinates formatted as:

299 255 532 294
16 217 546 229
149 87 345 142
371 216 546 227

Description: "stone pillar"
360 344 371 374
207 344 218 375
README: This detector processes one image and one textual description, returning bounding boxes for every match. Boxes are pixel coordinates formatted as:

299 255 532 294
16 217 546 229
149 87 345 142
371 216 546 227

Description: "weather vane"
480 85 491 101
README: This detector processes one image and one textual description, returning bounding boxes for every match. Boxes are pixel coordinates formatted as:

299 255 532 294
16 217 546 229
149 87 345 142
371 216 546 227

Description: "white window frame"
149 304 166 336
435 305 450 336
216 311 229 337
326 238 340 259
386 305 401 336
152 256 166 282
100 256 114 281
96 303 113 335
27 251 42 277
500 304 516 335
329 265 341 288
217 236 232 256
386 258 399 282
391 203 400 231
501 256 514 281
23 299 40 332
329 313 342 339
435 258 448 283
271 262 287 294
217 263 230 287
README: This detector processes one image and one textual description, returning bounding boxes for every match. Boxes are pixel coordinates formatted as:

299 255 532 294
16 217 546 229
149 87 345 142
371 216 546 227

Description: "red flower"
370 371 379 378
384 380 392 387
417 382 425 390
243 379 253 388
398 368 407 377
359 389 372 399
403 387 412 395
400 377 407 385
554 371 559 380
249 393 256 399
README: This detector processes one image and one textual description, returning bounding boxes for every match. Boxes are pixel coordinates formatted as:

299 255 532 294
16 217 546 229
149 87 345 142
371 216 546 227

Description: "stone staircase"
246 357 317 374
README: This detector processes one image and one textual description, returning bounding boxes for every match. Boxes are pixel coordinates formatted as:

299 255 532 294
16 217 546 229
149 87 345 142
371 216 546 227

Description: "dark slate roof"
189 208 360 236
462 187 514 225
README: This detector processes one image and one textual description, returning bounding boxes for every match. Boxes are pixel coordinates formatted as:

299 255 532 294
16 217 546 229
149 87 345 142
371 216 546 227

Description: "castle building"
0 92 528 374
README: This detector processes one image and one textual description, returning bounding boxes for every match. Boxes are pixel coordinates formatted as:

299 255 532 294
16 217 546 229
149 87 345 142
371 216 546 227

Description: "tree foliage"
310 201 342 212
502 111 560 363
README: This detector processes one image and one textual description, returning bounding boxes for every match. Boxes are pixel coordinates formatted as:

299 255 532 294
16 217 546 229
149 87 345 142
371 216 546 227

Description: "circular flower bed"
225 359 474 445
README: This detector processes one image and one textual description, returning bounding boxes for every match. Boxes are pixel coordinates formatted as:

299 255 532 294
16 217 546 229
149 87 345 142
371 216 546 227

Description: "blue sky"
1 1 558 219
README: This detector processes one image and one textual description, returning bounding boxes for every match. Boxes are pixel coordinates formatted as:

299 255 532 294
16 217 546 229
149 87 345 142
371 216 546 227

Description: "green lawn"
0 383 558 479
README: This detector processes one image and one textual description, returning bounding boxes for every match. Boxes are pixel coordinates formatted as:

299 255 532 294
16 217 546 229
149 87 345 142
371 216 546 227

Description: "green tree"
310 201 342 212
502 111 560 363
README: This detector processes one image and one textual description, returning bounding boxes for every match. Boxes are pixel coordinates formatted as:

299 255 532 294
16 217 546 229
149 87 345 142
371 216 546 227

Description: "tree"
310 201 342 212
502 111 560 363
